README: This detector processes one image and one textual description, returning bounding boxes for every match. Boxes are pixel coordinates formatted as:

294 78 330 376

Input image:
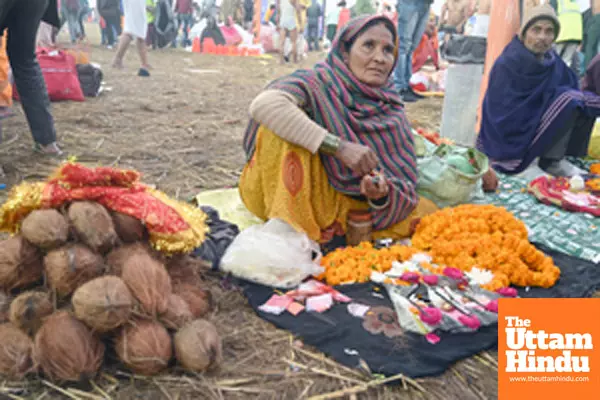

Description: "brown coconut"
20 209 69 250
173 283 213 318
9 291 54 335
121 252 171 316
72 276 133 333
68 202 117 254
160 294 193 330
174 319 222 372
115 320 172 375
105 242 150 276
167 255 208 286
44 244 105 298
0 323 35 379
34 311 105 382
111 212 147 243
0 236 43 291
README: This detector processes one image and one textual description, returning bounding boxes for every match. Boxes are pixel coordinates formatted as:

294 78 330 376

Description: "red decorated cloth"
528 176 600 217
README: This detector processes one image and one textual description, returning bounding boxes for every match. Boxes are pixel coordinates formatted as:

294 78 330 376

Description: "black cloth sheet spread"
242 245 600 379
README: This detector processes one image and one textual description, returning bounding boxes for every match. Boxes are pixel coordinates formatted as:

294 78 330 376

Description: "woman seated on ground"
478 5 600 178
238 15 438 245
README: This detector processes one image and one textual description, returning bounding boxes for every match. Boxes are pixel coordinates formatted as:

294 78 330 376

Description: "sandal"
138 68 150 77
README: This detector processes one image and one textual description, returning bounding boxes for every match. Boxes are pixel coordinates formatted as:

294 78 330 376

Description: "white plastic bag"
220 219 324 289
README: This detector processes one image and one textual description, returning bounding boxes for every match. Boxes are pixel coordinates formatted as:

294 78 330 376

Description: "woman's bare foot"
112 60 124 69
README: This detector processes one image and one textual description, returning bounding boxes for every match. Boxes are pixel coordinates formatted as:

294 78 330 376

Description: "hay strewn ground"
0 30 496 400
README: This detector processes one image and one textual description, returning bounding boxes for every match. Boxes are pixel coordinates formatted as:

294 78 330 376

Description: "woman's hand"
360 174 389 200
335 141 379 176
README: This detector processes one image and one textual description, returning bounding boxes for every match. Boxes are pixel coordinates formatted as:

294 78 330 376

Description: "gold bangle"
319 133 341 155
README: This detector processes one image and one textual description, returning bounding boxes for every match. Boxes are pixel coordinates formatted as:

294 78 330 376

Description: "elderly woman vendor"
238 15 438 244
478 5 600 178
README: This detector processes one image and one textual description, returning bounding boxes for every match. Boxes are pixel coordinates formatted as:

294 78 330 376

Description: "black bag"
76 64 103 97
441 35 487 64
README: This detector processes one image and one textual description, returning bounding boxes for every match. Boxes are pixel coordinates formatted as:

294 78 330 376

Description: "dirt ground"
0 28 496 400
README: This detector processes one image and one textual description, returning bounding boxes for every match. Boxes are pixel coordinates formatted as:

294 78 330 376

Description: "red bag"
13 49 85 102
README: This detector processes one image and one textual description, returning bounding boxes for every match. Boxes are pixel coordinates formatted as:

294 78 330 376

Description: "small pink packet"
306 293 334 313
259 295 293 315
287 302 305 316
425 332 441 345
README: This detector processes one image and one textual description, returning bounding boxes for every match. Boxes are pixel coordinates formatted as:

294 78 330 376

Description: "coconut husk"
482 169 499 193
9 291 54 335
121 251 171 316
34 311 105 382
0 236 44 292
174 319 222 373
72 276 133 333
111 212 147 243
105 242 151 276
115 320 172 376
68 202 118 254
0 292 10 323
20 209 69 250
160 294 193 330
44 244 105 298
166 255 208 286
0 323 35 379
173 283 213 318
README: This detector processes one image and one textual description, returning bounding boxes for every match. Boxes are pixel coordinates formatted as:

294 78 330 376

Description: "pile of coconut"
0 201 221 382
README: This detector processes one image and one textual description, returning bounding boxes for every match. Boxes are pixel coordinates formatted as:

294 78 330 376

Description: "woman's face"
344 24 396 87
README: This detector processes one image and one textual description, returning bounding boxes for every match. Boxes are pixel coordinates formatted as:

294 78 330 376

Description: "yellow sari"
239 127 438 244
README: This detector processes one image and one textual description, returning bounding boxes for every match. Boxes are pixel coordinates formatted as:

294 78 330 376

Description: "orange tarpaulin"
475 0 520 132
0 34 12 108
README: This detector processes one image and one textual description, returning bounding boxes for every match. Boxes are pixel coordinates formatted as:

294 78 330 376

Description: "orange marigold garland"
318 242 420 286
412 205 560 290
590 163 600 175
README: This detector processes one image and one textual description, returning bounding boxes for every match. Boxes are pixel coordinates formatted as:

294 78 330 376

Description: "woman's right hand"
334 140 379 176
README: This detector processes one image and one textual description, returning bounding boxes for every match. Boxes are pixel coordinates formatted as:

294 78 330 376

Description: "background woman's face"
345 24 396 87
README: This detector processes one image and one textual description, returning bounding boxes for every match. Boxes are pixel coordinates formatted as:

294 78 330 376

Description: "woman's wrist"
319 133 342 155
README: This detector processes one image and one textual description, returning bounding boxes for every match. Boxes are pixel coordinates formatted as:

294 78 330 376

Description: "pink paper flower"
485 299 499 313
443 267 464 281
458 315 481 330
400 272 421 283
422 275 439 286
496 287 518 298
419 307 443 326
425 332 441 345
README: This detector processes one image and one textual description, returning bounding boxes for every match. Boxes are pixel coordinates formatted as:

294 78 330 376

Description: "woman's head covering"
520 4 560 40
243 15 418 229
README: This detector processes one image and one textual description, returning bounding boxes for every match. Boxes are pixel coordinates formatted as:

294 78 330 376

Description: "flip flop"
138 68 150 77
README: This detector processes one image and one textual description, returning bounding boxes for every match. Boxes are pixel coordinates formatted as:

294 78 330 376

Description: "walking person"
306 0 322 51
393 0 432 102
325 2 341 42
78 0 90 40
277 0 299 64
584 0 600 68
243 0 254 31
174 0 194 46
112 0 152 76
98 0 122 48
0 0 63 155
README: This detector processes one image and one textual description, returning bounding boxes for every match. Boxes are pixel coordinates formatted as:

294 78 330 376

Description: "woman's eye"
384 46 394 54
363 41 374 49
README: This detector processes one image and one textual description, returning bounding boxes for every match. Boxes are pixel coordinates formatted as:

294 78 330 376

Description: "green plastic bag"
416 143 489 208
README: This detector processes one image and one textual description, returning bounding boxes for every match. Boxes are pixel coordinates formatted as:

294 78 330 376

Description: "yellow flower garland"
412 205 560 290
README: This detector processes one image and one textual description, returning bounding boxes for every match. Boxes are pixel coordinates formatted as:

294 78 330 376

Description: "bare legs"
112 33 151 70
279 28 298 64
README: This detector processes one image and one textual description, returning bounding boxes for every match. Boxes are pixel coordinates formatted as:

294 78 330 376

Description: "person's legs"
326 24 336 42
290 28 298 63
394 1 420 91
279 28 288 64
183 14 192 46
5 0 59 150
538 111 590 176
406 2 430 95
136 37 150 69
585 15 600 69
113 32 133 68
